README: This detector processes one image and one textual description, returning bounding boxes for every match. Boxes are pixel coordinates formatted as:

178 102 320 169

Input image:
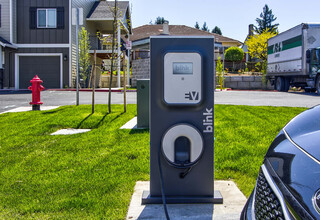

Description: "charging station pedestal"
142 36 223 204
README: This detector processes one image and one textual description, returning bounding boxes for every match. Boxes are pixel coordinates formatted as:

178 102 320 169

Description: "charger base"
141 190 223 205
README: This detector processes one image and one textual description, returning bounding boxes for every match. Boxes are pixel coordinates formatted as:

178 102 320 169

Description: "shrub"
225 47 244 71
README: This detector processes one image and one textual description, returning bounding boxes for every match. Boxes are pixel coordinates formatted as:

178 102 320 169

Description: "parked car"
241 105 320 220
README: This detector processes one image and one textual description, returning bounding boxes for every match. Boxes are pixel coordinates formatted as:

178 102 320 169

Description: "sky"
129 0 320 43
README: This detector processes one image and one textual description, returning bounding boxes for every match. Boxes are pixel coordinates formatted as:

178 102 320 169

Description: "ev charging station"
142 36 223 205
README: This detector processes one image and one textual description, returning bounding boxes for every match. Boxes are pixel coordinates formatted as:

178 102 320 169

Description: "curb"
0 88 137 94
47 88 137 92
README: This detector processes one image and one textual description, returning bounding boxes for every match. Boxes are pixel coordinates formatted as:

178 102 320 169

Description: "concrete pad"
50 128 91 135
126 181 247 220
0 106 60 114
120 117 138 129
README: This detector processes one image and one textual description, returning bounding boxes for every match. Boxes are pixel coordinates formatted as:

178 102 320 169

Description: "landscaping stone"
238 81 250 89
242 76 255 82
223 76 231 82
0 106 60 114
223 75 273 90
230 76 243 82
225 81 238 89
250 81 262 89
131 59 150 87
120 117 138 129
50 129 91 135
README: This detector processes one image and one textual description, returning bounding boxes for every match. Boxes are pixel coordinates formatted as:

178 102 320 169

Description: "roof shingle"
131 24 242 45
87 1 129 20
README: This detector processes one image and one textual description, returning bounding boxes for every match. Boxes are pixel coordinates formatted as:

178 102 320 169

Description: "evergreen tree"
254 4 279 34
155 16 166 24
195 22 200 29
211 26 222 35
201 22 209 32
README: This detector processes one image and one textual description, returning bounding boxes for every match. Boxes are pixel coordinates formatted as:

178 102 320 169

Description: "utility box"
137 79 150 128
142 36 222 204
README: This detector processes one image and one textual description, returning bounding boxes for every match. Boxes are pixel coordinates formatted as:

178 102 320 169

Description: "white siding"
0 0 10 41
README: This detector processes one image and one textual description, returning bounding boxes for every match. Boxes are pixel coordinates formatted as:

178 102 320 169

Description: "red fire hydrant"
28 75 45 110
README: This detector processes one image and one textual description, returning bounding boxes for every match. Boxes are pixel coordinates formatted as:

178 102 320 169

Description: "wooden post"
88 65 94 89
92 50 96 114
123 53 127 112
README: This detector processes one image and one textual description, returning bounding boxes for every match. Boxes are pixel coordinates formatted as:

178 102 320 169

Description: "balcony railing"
89 35 127 52
89 36 113 51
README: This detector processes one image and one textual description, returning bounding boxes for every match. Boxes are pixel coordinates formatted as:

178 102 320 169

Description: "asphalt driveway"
0 90 319 113
214 90 320 107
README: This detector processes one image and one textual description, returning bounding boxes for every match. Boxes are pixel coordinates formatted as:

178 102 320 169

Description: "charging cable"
180 167 193 179
158 145 170 220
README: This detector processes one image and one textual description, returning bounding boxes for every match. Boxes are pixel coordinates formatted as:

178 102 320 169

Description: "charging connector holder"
161 124 203 169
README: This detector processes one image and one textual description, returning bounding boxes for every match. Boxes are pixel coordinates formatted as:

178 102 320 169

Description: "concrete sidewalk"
0 106 60 114
126 181 247 220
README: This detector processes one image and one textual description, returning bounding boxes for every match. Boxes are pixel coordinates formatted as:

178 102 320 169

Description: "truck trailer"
267 23 320 93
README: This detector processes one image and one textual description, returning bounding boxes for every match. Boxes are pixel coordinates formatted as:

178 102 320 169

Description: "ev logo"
185 91 199 101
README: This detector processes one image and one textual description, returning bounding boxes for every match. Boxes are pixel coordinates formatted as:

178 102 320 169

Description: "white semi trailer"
267 23 320 93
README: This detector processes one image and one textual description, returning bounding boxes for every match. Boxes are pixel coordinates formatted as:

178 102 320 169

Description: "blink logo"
185 91 199 101
203 108 213 133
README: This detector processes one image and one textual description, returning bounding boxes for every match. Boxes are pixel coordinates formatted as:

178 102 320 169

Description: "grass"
214 105 306 196
0 104 307 219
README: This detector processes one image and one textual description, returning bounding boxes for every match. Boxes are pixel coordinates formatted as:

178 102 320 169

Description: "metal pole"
127 35 130 86
222 46 225 88
92 50 96 113
117 19 121 88
123 53 126 112
76 8 79 105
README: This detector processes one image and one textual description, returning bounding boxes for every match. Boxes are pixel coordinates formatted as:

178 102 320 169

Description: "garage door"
19 56 60 89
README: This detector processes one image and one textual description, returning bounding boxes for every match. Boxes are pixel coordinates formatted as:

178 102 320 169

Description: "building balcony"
88 35 127 59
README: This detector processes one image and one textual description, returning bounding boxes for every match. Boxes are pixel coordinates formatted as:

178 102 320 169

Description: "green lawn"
0 104 306 219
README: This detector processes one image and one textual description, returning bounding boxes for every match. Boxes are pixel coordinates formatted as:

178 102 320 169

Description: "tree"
104 0 131 113
216 56 224 90
201 22 209 32
246 29 276 74
254 4 279 34
102 0 120 113
224 47 244 71
211 26 222 35
79 27 91 88
194 22 200 29
155 16 166 24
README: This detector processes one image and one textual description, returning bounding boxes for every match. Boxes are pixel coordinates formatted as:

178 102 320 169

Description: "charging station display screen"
173 62 193 75
164 53 201 104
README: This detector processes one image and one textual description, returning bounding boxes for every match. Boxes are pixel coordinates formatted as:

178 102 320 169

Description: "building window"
37 9 57 28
